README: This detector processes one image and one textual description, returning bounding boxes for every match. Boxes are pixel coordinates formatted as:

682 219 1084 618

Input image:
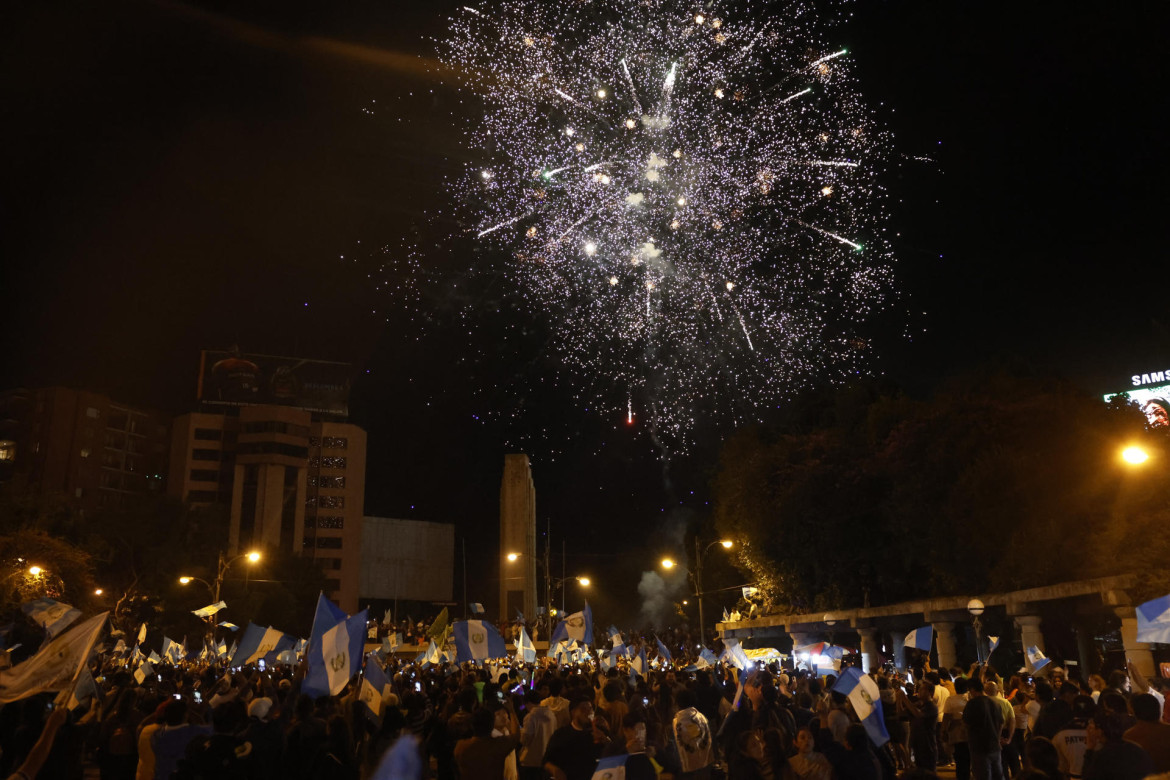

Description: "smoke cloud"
638 570 688 628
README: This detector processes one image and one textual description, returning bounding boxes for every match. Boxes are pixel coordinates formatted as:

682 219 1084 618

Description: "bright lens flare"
661 558 675 569
29 566 43 576
1121 446 1150 465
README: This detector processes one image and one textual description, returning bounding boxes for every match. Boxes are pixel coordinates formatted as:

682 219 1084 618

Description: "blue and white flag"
469 603 484 615
516 626 536 664
134 660 153 685
219 621 239 631
630 646 648 677
148 650 161 664
192 601 227 618
591 754 627 780
230 623 286 667
305 609 367 698
904 626 934 652
599 650 616 671
987 635 1001 655
137 623 148 644
833 668 889 747
1136 593 1170 644
1026 645 1050 672
423 640 441 666
359 653 392 724
655 636 673 664
549 602 593 646
67 666 98 710
722 608 730 623
162 636 182 664
21 598 81 638
453 619 507 662
113 639 127 655
696 647 718 669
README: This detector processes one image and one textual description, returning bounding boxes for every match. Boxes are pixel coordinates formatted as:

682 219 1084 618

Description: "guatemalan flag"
1025 645 1050 672
303 595 368 698
591 755 628 780
453 620 508 662
1136 593 1170 644
516 626 537 663
359 653 392 724
904 626 934 652
229 624 288 667
549 602 593 646
655 636 673 664
21 598 82 638
987 635 1001 656
832 668 889 747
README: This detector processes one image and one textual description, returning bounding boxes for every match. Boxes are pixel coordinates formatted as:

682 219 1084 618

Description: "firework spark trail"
439 0 898 449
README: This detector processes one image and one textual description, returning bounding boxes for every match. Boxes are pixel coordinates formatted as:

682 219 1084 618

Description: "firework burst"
439 0 897 451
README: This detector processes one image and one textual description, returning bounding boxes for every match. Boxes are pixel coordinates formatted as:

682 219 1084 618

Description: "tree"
713 368 1170 612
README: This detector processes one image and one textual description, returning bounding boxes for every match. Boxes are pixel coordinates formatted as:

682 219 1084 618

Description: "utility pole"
693 536 705 645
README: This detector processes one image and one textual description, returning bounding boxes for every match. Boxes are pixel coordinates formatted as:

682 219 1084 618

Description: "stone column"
889 631 907 671
859 629 881 673
1115 607 1155 679
932 622 957 670
1015 615 1045 672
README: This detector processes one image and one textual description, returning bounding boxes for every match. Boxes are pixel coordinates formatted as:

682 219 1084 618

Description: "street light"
660 538 735 643
968 598 986 662
1121 445 1150 465
94 588 103 596
28 566 42 577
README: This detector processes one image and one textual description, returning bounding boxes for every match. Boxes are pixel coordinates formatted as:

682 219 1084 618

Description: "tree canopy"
713 369 1170 614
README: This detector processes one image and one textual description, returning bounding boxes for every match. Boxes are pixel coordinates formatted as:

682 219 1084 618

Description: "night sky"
2 0 1166 624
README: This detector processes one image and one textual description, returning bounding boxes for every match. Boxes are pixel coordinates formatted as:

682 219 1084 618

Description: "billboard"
1103 368 1170 429
197 350 352 417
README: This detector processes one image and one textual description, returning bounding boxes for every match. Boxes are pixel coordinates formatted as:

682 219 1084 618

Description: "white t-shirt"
934 685 950 723
1052 726 1087 777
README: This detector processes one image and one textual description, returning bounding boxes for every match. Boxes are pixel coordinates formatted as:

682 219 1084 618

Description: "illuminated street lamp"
179 550 261 638
968 598 986 662
28 566 43 577
1121 445 1150 465
661 539 736 641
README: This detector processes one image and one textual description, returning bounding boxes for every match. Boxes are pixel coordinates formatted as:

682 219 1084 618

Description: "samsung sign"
1131 369 1170 387
1104 368 1170 429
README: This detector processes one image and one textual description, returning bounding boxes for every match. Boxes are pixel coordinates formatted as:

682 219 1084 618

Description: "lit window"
0 440 15 462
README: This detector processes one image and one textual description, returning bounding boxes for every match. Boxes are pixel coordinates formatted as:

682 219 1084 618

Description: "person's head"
1106 670 1129 692
952 677 967 695
1132 693 1161 723
1070 695 1095 721
1091 710 1128 741
983 681 1000 698
621 711 646 747
794 726 815 754
1058 682 1078 703
247 696 273 722
472 706 496 738
1088 673 1106 692
546 677 565 698
1034 680 1053 703
917 680 936 700
569 693 594 729
1050 667 1066 685
1023 737 1060 775
163 697 188 726
745 671 769 707
967 680 984 698
1100 692 1128 715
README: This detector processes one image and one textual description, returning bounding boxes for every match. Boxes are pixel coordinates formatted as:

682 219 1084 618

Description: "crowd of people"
2 634 1170 780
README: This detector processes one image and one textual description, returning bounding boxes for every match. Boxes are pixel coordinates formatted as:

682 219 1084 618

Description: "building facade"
168 405 365 612
0 387 169 512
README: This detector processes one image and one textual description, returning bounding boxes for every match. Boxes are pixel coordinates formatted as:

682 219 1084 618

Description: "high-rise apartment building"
167 351 365 612
499 454 537 621
0 387 169 512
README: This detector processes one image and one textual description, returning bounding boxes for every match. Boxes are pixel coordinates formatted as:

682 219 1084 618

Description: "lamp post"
661 539 733 644
179 550 260 638
968 598 986 663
